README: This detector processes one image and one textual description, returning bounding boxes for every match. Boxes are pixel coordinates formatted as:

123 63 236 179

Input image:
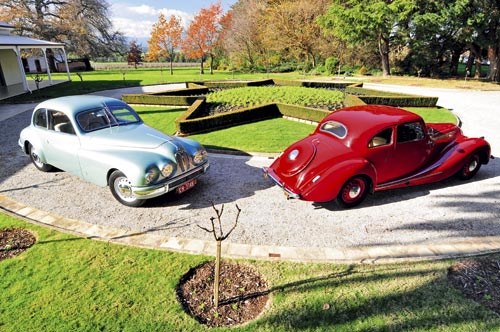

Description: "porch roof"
0 34 64 48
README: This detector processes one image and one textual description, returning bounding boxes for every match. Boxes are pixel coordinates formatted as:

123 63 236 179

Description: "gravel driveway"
0 85 498 250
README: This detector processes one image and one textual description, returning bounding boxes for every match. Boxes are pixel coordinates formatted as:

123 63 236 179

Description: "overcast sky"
109 0 237 42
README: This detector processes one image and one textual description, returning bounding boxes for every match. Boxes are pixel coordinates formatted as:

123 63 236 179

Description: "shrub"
325 57 340 75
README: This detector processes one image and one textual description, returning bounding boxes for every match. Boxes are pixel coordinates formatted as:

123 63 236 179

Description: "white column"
60 47 71 81
41 47 53 84
14 46 30 92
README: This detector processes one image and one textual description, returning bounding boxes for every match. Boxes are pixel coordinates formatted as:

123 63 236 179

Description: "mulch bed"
0 228 36 261
177 261 269 327
448 257 500 314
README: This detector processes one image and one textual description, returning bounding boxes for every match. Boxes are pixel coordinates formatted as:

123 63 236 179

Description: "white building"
0 22 71 100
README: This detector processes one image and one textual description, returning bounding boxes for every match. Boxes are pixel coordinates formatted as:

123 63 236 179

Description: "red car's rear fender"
300 158 377 202
435 138 491 176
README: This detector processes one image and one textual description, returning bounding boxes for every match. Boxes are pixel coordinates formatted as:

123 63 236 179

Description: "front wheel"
457 153 481 180
28 143 53 172
336 176 368 209
109 170 145 207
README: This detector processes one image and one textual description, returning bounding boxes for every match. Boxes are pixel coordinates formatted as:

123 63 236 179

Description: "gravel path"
0 84 499 250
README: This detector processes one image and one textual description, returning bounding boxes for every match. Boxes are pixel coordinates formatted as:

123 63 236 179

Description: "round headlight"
193 149 208 165
145 166 160 184
161 163 175 178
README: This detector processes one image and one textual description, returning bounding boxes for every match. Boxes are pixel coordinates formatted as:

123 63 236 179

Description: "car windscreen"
77 104 142 132
319 121 347 138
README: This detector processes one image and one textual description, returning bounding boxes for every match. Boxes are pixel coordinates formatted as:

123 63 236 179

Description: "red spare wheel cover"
279 143 316 177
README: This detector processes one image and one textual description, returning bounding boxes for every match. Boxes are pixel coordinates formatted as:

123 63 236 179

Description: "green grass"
206 86 343 108
1 212 500 331
135 105 457 154
405 107 458 124
135 106 315 153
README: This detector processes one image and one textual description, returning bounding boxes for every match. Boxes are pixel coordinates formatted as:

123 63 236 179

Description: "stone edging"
2 194 500 264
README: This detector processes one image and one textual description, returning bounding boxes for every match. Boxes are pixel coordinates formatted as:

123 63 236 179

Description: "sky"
109 0 237 44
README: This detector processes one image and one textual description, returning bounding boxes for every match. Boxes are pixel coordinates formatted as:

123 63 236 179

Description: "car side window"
33 109 47 129
397 122 424 143
368 128 393 148
48 110 76 135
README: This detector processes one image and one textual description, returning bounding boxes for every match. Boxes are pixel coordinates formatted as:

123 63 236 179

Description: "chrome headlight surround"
145 166 160 184
161 162 176 178
193 148 208 165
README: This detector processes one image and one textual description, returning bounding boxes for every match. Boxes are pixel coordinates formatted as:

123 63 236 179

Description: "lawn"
1 212 499 331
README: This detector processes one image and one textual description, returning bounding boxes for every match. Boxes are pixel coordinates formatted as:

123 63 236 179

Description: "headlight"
145 166 160 184
161 163 175 178
193 149 208 165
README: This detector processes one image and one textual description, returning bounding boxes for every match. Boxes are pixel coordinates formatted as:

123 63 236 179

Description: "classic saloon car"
264 105 492 208
19 95 209 207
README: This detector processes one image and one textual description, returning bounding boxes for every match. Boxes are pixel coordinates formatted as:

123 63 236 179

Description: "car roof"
321 105 424 147
35 95 127 117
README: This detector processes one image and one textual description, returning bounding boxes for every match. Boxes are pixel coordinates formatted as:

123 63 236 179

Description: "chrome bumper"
132 162 209 199
262 166 300 200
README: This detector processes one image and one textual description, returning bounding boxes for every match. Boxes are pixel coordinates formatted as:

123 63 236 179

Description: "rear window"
320 121 347 138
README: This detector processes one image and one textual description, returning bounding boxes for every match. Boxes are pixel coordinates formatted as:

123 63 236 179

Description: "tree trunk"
469 44 482 79
487 46 500 82
200 57 205 75
210 54 214 75
449 48 461 77
170 59 173 75
378 33 390 76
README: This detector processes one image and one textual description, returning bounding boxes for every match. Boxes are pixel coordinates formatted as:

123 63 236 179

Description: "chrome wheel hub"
348 185 361 199
468 159 478 173
115 177 135 202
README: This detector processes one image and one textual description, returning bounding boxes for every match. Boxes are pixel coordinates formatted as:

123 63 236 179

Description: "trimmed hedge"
273 79 355 90
357 96 439 107
277 103 330 123
193 79 275 89
175 100 332 135
176 103 281 135
122 94 199 106
345 86 438 107
344 94 367 106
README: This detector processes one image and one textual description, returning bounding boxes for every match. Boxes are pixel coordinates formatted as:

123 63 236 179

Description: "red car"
263 105 493 208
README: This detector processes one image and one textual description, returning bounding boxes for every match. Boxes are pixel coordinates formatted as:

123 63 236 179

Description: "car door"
388 121 432 180
364 127 395 184
43 110 82 177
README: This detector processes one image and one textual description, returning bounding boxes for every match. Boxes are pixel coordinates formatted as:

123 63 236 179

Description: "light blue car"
18 95 209 207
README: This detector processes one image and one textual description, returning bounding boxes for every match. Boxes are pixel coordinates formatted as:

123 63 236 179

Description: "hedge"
122 94 199 106
277 103 330 123
357 96 439 107
176 103 281 135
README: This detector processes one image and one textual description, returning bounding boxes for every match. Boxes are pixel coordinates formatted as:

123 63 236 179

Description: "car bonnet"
85 124 173 149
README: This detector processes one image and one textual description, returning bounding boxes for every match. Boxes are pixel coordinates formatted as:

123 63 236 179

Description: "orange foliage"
147 13 183 62
181 2 224 73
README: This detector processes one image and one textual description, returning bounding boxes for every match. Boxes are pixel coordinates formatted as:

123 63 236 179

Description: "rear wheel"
109 170 145 207
28 143 53 172
457 153 481 180
336 176 368 209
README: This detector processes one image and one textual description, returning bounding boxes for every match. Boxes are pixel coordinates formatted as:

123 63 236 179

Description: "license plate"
176 179 197 194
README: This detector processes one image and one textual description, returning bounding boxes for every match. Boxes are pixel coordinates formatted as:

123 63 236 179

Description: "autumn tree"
147 13 183 75
221 0 269 70
261 0 331 69
182 2 224 74
127 40 143 69
0 0 126 58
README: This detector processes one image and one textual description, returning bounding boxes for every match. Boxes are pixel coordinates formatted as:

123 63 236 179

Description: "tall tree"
147 14 183 75
221 0 268 70
181 2 224 74
319 0 415 76
261 0 330 68
0 0 126 58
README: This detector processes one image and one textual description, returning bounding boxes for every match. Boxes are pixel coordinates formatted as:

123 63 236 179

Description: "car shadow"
144 154 274 209
314 156 500 211
0 110 32 186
